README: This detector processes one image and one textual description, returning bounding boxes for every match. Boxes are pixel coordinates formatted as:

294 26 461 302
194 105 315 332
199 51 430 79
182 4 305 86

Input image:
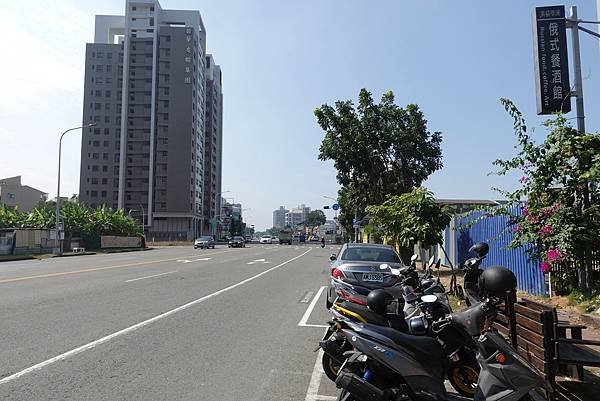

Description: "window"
103 153 108 160
95 90 101 97
91 178 98 184
94 116 101 123
105 90 111 97
92 140 100 147
103 140 109 147
101 191 107 197
97 52 104 59
106 65 112 73
105 103 110 111
93 128 100 135
104 116 110 123
92 153 99 159
96 65 104 72
104 128 110 135
107 53 112 60
106 77 112 84
91 165 99 172
91 191 97 197
96 77 104 84
95 103 101 110
102 166 108 172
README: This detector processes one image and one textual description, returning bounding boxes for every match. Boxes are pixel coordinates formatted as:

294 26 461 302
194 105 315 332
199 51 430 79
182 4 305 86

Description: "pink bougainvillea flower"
519 176 528 183
522 206 529 216
540 262 551 273
513 225 521 233
538 225 552 237
547 248 563 262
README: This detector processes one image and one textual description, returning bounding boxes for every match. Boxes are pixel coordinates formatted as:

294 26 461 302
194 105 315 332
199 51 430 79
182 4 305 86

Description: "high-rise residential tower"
202 54 223 235
79 0 217 240
272 206 288 228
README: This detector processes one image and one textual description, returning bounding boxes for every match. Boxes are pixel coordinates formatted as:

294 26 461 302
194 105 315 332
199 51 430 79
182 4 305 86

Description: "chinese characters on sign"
184 28 193 84
532 5 571 114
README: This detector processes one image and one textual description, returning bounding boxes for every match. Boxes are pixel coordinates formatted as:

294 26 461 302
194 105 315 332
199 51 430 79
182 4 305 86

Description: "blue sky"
1 1 599 230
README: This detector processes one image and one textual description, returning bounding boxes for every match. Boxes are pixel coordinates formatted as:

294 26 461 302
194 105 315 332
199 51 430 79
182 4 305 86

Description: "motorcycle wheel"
448 361 479 397
322 352 342 383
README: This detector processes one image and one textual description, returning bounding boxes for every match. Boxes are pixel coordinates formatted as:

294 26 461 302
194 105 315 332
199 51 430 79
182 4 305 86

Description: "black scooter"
332 268 550 401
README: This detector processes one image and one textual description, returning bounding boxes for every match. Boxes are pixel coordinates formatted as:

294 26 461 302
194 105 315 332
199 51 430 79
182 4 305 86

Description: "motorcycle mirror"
410 254 418 262
329 254 337 261
421 294 438 303
427 255 435 267
390 268 401 276
379 263 391 270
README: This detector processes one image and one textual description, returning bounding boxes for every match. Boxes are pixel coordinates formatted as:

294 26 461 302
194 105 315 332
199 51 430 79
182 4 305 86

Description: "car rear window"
341 247 402 264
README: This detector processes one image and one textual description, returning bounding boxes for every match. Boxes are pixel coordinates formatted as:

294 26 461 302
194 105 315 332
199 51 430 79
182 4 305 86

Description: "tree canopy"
306 210 326 227
315 88 443 233
366 187 451 249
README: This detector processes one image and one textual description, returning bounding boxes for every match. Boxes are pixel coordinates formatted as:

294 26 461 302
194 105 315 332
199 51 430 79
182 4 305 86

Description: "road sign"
332 203 339 211
533 5 571 114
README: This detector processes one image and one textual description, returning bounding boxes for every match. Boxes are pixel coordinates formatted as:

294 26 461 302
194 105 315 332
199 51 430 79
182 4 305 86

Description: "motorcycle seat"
338 301 389 327
361 323 444 360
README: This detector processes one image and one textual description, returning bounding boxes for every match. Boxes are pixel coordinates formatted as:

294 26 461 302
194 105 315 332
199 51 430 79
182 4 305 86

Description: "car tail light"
331 267 344 280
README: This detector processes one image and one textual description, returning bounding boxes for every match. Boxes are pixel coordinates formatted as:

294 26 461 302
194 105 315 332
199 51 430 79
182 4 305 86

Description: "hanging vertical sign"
532 5 571 114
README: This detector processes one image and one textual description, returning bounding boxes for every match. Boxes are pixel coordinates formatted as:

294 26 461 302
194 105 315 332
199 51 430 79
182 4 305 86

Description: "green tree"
315 88 443 234
366 187 451 253
490 99 600 291
266 226 281 237
306 210 326 227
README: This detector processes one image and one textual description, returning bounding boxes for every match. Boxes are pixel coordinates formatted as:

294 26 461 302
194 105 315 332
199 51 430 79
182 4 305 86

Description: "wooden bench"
498 296 600 385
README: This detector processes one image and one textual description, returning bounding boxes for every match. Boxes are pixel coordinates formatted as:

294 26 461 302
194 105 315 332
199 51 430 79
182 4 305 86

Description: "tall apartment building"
272 206 288 228
202 54 223 235
285 204 311 227
79 0 217 240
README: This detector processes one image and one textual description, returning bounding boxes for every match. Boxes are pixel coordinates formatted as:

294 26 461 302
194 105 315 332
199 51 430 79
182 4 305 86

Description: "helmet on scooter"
468 242 489 258
478 266 517 298
366 289 391 315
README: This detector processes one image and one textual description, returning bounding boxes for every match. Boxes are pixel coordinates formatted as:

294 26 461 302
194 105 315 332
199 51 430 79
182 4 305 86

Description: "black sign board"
533 5 571 114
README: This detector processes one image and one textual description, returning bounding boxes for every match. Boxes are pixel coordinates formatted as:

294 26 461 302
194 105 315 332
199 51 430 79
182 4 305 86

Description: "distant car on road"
260 235 272 244
194 236 215 249
228 236 246 248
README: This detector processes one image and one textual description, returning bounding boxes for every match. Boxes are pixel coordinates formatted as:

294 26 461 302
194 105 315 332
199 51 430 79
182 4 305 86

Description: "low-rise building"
0 176 48 211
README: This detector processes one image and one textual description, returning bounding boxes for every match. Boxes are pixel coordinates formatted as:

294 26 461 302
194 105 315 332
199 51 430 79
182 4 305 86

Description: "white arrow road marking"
247 258 271 265
194 258 212 261
176 259 192 264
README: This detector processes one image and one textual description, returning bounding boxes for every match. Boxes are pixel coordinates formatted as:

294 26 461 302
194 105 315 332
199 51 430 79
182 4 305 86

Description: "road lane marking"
194 257 212 261
0 249 237 284
0 248 312 385
298 286 328 328
125 271 177 283
305 348 336 401
246 258 271 265
300 291 314 303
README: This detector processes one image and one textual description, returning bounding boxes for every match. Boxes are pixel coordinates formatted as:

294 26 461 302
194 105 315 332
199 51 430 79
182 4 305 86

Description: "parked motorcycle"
322 258 477 396
331 266 550 401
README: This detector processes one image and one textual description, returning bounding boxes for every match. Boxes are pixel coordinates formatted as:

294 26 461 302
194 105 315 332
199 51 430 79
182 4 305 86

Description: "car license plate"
362 273 384 282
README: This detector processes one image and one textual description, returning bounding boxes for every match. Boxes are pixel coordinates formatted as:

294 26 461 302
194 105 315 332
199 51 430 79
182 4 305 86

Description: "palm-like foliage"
0 201 142 237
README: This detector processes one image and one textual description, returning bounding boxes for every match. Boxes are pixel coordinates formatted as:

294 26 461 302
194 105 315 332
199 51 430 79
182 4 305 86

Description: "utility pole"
569 6 585 134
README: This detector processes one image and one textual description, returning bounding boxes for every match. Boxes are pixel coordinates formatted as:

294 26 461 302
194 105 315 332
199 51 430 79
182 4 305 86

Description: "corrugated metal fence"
443 206 547 296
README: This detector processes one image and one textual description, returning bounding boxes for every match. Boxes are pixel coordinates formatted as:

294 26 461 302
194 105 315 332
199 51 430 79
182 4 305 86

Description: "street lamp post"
54 123 96 254
323 195 338 244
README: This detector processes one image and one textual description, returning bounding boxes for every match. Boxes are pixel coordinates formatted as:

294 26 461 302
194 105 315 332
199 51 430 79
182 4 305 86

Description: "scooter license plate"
362 273 384 282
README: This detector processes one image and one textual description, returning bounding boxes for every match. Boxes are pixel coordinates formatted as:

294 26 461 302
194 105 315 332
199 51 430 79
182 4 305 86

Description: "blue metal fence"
444 206 546 296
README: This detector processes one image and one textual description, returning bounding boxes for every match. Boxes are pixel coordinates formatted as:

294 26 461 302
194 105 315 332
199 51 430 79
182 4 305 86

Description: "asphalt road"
0 244 341 400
